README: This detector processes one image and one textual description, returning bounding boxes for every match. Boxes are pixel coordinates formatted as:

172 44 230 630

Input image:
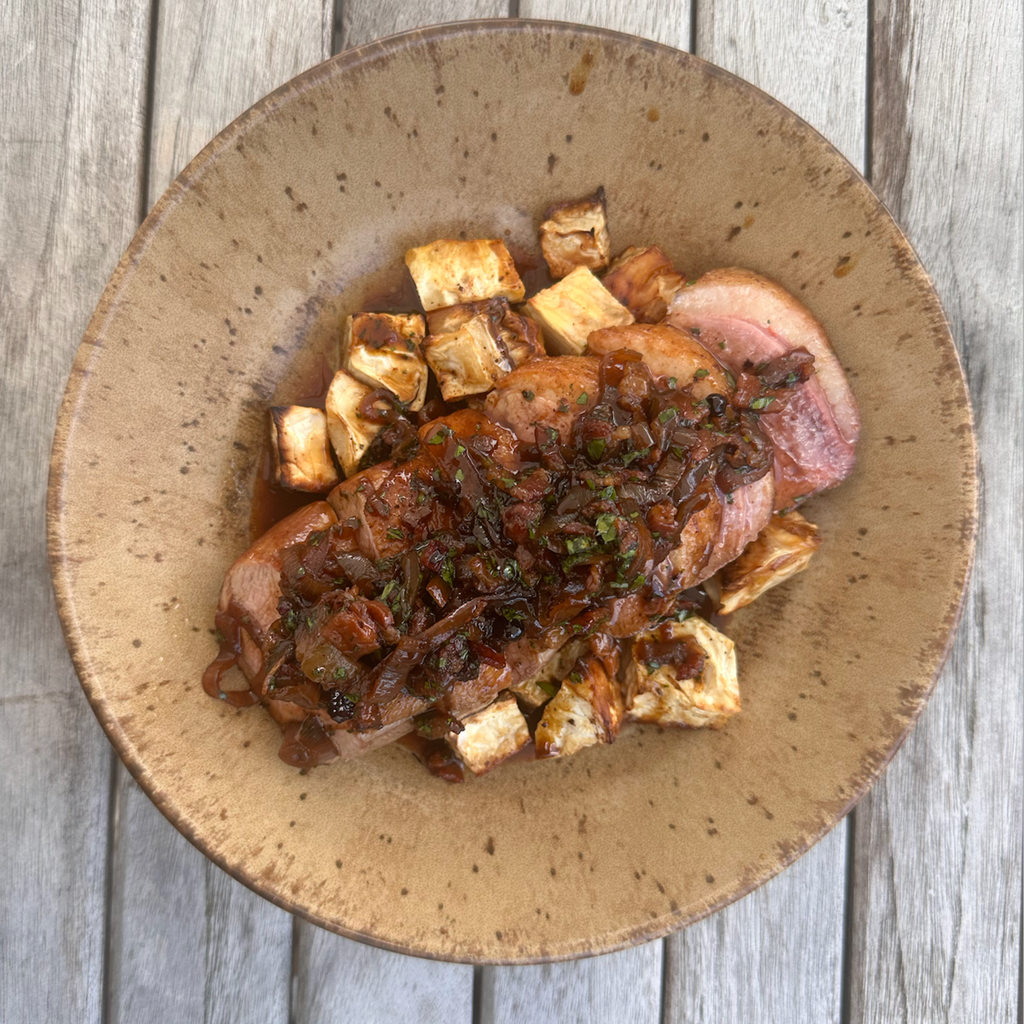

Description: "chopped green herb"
428 431 445 445
576 391 588 404
667 376 678 389
569 671 583 684
333 667 348 680
455 468 465 482
689 327 701 337
621 446 651 466
658 408 676 424
295 566 306 577
587 438 607 461
718 341 726 350
595 512 618 544
536 678 559 698
724 370 737 389
305 616 316 630
693 368 709 380
750 396 774 410
522 390 535 401
386 527 404 540
455 444 466 458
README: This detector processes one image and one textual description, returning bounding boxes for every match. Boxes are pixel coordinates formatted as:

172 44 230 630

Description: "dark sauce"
397 733 465 783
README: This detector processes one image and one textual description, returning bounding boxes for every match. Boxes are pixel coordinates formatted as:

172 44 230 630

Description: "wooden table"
2 1 1020 1020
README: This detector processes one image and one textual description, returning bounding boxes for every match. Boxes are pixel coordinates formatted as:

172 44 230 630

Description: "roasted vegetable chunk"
324 369 387 477
718 511 822 615
625 618 740 729
269 406 339 492
422 314 514 400
448 693 530 775
535 654 625 758
540 187 611 278
405 238 525 311
427 297 542 369
524 266 634 355
602 245 685 323
340 311 428 410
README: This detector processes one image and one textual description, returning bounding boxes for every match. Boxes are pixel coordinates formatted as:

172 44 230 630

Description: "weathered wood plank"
105 3 331 1022
293 927 474 1024
660 3 868 1020
479 944 663 1024
520 0 692 49
0 1 151 1021
337 0 508 52
849 0 1023 1020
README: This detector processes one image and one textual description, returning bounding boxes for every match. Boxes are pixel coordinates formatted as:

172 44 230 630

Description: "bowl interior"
49 21 975 962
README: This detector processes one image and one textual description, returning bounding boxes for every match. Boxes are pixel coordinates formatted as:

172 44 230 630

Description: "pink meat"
666 268 859 509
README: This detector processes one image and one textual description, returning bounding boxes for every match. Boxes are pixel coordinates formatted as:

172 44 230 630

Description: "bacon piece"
666 268 859 508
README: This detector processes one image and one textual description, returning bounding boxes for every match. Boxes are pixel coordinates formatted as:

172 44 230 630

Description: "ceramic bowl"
48 20 975 962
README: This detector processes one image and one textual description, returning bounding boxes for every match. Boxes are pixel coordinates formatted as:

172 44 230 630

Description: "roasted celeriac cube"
534 655 625 758
539 187 611 278
427 297 542 369
422 312 514 400
324 368 387 477
340 311 428 410
268 406 339 492
508 640 586 708
404 238 525 311
718 511 822 615
602 244 685 323
625 618 740 729
448 693 530 775
524 266 634 355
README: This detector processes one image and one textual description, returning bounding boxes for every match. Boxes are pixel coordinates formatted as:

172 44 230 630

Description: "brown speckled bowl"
48 20 975 962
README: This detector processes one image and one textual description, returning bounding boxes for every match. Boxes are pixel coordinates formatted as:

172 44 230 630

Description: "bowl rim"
46 17 978 963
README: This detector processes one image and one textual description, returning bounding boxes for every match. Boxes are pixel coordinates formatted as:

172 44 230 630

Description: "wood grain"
105 2 330 1021
293 926 474 1023
479 944 663 1024
659 4 868 1019
337 0 508 52
520 0 692 49
0 1 151 1021
849 0 1023 1020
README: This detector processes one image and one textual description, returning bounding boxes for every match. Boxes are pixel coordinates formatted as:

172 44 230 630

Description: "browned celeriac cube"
268 406 339 492
718 511 822 615
539 186 611 278
340 311 428 410
447 693 530 775
422 312 515 400
404 238 525 311
524 266 634 355
602 245 686 323
534 655 625 758
426 297 542 370
624 618 740 729
324 368 388 477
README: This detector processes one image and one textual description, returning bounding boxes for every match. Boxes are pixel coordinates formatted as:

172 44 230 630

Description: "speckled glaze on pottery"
48 21 976 963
